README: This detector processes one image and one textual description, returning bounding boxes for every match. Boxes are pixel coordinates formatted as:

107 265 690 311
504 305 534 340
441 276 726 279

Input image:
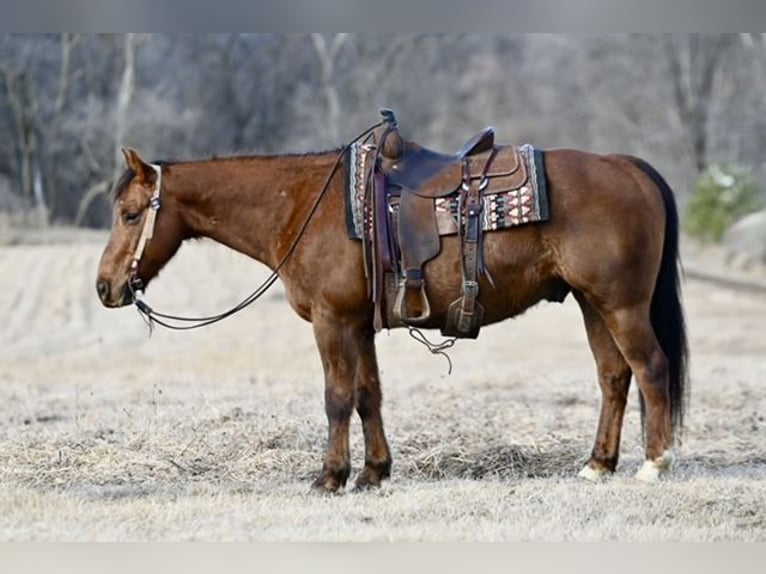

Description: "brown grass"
0 232 764 541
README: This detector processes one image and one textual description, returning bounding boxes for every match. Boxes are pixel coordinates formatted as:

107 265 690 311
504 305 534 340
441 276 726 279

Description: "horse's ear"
121 147 154 184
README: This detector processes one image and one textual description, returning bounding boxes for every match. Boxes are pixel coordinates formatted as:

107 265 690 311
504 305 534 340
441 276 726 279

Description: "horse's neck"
168 155 331 268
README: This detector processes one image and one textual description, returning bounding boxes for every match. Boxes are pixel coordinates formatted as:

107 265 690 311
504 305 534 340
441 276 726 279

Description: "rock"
723 209 766 267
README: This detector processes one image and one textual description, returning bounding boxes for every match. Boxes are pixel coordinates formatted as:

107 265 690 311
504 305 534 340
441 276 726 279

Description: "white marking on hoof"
635 449 675 483
578 464 610 482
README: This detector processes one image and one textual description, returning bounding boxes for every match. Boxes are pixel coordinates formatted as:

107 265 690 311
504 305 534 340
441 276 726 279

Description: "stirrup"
393 277 431 324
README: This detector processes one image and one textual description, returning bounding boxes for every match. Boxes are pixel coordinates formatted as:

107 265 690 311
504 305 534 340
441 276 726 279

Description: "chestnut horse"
96 139 687 492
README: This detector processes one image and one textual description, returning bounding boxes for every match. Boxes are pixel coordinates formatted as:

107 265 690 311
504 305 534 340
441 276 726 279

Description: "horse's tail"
631 157 689 436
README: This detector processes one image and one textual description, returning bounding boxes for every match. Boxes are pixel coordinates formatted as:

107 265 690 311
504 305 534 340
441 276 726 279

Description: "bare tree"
43 33 80 220
0 35 82 225
664 34 734 174
75 33 140 226
310 33 348 145
0 62 37 209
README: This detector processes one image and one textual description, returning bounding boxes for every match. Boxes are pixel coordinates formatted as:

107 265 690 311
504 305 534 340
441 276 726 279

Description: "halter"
128 163 162 294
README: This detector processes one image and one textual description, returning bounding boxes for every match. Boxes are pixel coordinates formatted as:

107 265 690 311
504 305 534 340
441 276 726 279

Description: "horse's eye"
123 211 142 225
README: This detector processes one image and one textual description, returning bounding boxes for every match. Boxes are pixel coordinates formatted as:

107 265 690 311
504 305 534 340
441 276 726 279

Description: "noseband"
128 163 162 295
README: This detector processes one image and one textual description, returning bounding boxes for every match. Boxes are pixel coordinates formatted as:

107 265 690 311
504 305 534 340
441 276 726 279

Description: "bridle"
128 163 162 295
128 121 383 331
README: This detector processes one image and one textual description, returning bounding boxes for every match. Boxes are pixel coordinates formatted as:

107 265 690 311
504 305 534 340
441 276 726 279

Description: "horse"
96 130 687 493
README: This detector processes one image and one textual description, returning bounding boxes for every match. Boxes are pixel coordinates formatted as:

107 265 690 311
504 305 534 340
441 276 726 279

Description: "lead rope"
132 121 383 331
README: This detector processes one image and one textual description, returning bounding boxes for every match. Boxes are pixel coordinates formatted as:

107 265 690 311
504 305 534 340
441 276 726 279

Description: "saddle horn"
379 108 398 128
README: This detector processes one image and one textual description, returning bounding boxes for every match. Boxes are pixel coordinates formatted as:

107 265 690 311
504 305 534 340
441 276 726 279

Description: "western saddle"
367 108 528 339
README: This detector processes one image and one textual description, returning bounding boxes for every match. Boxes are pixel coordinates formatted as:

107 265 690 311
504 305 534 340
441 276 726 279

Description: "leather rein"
129 122 382 331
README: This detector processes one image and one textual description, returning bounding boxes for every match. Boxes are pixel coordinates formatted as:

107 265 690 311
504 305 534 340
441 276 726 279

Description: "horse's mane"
156 148 342 164
111 149 343 201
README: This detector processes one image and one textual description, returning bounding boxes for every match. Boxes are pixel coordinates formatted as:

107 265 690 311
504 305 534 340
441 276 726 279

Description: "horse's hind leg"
575 292 633 481
353 329 392 490
600 304 675 481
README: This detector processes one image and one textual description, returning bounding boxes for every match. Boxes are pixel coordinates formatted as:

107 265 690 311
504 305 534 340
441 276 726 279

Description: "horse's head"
96 148 185 308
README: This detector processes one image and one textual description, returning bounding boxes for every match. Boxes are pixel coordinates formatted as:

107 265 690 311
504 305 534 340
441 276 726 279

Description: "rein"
130 121 383 331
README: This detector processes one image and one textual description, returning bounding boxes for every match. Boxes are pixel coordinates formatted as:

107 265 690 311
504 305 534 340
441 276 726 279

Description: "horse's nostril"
96 279 110 302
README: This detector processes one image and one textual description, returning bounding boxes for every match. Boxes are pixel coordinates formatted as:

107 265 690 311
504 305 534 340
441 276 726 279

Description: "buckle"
463 280 479 298
404 268 424 287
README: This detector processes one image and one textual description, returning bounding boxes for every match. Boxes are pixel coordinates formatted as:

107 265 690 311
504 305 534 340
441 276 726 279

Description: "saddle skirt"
345 137 550 335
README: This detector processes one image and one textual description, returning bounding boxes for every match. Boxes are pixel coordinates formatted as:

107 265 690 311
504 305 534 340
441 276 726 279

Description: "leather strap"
443 148 497 338
372 170 393 331
128 163 162 293
460 161 481 330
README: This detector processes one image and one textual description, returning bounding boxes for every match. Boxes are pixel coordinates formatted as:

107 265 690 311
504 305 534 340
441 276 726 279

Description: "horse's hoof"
310 474 346 495
353 473 383 492
577 464 611 482
635 450 675 483
310 481 344 495
352 480 380 492
352 461 391 492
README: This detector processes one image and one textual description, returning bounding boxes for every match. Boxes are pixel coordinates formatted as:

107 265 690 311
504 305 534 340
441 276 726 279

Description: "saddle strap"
443 149 497 338
372 169 395 332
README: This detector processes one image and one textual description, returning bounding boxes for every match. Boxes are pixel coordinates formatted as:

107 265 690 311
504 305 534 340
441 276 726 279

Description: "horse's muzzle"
96 278 133 308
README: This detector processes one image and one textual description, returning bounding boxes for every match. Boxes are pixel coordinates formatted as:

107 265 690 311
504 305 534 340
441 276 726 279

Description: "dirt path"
0 234 764 541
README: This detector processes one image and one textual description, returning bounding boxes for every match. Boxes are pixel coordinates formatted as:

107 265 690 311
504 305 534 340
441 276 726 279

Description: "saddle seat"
376 124 523 199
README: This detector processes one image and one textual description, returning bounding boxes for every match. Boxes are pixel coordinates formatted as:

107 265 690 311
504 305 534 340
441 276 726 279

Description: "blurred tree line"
1 33 765 228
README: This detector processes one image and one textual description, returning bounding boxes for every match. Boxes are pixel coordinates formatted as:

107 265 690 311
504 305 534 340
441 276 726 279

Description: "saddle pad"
345 142 550 240
345 142 375 240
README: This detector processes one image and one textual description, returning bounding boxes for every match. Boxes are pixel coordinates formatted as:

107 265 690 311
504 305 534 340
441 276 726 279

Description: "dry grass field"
0 231 764 541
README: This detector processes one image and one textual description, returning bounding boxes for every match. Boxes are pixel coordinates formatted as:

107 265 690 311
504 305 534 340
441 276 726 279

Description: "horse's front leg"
353 328 392 490
311 313 360 493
